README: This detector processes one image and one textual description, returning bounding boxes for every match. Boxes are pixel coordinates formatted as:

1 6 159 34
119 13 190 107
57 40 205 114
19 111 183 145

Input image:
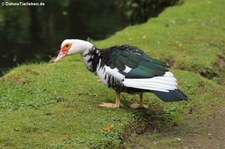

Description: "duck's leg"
139 93 149 108
130 93 148 109
98 90 123 108
115 91 121 107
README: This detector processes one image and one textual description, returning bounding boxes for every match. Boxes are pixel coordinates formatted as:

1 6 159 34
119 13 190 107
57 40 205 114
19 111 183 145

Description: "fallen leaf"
61 135 71 141
103 124 114 132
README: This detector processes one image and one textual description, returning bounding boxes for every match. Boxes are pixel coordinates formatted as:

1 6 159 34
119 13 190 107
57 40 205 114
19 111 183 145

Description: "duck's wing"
101 45 187 101
101 45 168 79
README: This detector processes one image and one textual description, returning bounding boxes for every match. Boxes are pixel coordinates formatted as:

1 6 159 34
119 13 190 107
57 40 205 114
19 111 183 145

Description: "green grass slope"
0 0 225 148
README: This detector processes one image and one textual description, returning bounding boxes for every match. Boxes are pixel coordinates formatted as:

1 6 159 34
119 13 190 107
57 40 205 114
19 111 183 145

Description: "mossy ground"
0 0 225 148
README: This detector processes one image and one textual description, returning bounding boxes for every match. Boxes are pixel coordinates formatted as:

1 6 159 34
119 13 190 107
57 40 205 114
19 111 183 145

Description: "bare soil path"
183 107 225 149
125 107 225 149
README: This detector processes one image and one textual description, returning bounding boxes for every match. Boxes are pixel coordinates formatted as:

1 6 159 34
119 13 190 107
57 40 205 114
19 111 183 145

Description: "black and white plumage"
54 39 188 108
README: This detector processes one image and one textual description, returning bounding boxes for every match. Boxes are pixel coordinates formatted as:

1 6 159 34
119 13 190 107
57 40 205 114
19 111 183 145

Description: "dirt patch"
182 107 225 149
199 55 225 81
124 107 225 149
122 105 177 144
216 55 225 71
1 68 42 84
165 57 175 68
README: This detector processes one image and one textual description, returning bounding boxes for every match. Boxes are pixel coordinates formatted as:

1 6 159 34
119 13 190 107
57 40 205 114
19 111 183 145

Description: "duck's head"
54 39 93 62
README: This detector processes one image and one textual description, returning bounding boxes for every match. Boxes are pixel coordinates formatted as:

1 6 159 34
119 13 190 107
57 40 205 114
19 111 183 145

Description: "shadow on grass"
122 102 177 143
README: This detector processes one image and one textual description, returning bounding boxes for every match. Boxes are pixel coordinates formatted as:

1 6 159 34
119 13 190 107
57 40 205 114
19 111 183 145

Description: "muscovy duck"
53 39 188 108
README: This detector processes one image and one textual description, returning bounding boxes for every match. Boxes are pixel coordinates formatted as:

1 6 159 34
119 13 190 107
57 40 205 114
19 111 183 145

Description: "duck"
53 39 188 108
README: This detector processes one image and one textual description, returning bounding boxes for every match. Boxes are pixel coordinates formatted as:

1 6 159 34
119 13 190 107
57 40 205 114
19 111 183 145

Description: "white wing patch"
123 72 177 92
123 66 132 73
104 66 125 80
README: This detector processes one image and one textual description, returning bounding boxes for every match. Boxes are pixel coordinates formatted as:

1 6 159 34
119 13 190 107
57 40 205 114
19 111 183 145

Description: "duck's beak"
54 51 67 62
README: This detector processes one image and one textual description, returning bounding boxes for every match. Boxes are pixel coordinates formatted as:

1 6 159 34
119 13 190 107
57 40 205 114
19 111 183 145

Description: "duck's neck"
82 46 101 72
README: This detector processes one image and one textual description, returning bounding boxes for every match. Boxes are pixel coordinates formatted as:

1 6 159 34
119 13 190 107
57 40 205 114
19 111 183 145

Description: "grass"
0 62 134 148
0 0 225 148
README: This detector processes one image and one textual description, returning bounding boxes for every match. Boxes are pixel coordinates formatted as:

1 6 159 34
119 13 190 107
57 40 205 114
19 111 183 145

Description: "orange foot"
98 102 123 108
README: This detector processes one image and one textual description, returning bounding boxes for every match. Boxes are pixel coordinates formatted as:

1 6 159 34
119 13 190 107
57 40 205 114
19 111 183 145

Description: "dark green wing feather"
153 89 188 102
101 45 168 78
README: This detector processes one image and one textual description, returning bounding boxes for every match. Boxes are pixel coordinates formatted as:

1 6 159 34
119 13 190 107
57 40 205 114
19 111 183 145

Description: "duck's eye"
65 44 69 47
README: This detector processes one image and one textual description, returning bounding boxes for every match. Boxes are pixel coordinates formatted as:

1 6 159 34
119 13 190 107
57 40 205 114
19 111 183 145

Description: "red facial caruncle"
54 43 72 62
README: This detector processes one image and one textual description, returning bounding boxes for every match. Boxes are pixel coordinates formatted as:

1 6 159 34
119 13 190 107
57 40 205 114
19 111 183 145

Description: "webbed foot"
98 102 123 108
